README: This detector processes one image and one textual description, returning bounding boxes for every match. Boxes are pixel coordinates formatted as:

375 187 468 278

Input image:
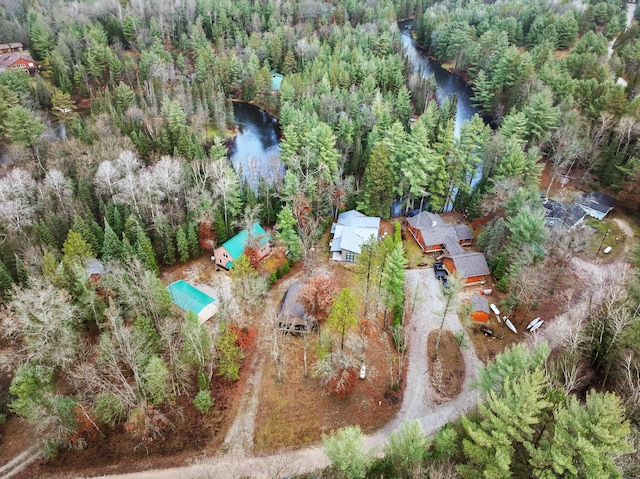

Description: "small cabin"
469 295 490 323
442 252 490 286
213 223 272 270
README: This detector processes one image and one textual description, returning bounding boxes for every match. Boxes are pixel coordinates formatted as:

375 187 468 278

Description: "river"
399 22 479 137
229 24 481 202
399 22 483 211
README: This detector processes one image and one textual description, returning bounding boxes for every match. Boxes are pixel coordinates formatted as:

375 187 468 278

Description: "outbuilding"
442 252 490 286
469 295 490 322
167 280 217 323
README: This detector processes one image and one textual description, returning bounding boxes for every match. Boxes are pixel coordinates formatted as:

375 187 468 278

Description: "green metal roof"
271 71 284 90
167 280 215 315
221 223 272 261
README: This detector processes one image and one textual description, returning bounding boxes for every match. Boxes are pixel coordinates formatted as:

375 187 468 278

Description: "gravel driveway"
88 268 483 479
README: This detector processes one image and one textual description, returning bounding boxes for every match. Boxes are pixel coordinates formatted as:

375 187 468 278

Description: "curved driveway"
86 268 483 479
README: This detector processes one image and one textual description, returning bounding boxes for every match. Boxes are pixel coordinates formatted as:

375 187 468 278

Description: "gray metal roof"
470 295 490 313
332 210 380 254
337 209 381 229
445 252 490 278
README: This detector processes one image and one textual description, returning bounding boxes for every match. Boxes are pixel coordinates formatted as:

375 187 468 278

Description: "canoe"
529 320 544 332
490 303 500 315
526 317 542 330
505 318 517 334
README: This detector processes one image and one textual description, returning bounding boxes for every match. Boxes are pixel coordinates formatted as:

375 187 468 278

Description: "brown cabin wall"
214 246 232 269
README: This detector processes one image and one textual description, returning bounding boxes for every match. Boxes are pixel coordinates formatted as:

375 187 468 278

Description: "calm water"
399 22 478 136
229 102 283 189
399 22 484 210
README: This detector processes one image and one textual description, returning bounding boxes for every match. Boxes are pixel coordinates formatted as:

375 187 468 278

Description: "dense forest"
1 0 640 476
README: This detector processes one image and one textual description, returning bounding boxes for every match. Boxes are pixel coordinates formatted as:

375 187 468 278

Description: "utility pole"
595 229 610 258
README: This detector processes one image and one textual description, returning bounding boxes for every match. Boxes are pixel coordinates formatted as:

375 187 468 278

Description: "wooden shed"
469 295 490 322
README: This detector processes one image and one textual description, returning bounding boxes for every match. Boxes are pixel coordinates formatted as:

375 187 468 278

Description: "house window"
345 252 355 263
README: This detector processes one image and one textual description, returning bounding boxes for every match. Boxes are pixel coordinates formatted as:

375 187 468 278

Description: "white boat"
505 318 518 334
529 320 544 332
490 303 500 315
526 317 542 330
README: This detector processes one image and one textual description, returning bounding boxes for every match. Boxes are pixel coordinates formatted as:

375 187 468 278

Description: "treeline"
315 342 636 479
412 0 639 204
0 0 638 464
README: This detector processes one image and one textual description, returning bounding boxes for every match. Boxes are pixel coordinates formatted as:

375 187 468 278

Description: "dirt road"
87 268 483 479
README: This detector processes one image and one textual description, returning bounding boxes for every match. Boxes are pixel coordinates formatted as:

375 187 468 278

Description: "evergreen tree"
62 230 94 261
0 260 14 294
187 222 200 258
323 425 370 479
524 89 560 144
176 226 189 264
134 225 159 276
458 370 552 479
71 216 100 256
14 255 27 285
275 205 302 261
102 220 124 262
358 142 394 219
380 242 408 328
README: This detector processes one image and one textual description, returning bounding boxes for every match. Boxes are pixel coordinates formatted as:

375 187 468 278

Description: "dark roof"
543 199 585 229
280 283 305 319
470 295 490 313
407 211 445 229
453 224 474 241
445 252 490 278
581 192 615 213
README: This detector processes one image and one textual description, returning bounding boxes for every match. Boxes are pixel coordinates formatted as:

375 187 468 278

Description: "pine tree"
34 221 58 249
187 222 200 258
14 255 27 284
102 220 124 262
0 260 14 294
275 205 302 261
162 228 177 266
524 88 560 143
458 370 551 479
176 226 189 264
62 230 94 260
380 243 408 328
71 216 100 256
472 70 493 113
134 225 159 275
358 142 394 220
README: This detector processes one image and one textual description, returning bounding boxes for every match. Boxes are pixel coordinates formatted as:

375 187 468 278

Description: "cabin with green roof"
213 222 272 270
167 280 217 323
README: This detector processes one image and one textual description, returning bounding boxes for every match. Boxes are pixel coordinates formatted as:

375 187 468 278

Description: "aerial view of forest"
0 0 640 477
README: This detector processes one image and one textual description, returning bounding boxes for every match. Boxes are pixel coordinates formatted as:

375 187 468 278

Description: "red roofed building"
0 53 37 74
